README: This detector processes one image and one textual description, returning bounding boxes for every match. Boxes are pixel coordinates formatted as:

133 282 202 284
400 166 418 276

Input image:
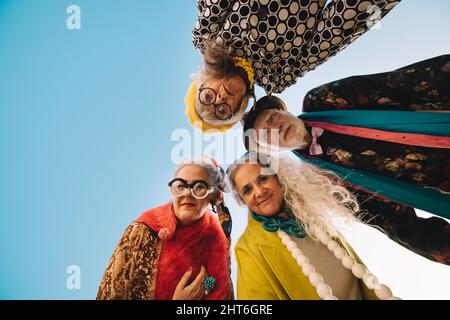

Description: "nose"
180 188 193 199
217 86 228 102
253 184 266 200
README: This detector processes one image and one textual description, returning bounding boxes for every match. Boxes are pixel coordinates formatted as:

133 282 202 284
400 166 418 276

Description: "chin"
179 215 198 225
285 124 311 150
282 137 310 150
294 141 310 150
177 209 200 224
279 141 301 150
259 204 280 217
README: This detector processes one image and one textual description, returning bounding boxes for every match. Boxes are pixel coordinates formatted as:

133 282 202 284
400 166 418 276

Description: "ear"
240 112 249 126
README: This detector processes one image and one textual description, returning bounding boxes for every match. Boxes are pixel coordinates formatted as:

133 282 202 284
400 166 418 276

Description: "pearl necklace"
277 229 401 300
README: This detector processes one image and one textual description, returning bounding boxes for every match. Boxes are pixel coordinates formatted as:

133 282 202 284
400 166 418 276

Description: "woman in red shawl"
97 156 233 300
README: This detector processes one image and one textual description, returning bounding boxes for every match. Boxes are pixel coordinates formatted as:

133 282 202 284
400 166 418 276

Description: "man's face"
253 109 311 150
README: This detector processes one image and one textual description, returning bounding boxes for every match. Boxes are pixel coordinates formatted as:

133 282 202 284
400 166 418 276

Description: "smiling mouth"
258 194 272 206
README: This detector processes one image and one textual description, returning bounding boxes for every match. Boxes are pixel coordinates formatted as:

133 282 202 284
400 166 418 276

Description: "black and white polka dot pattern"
193 0 401 94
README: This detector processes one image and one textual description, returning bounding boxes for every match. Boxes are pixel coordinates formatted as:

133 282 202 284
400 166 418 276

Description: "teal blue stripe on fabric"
298 111 450 136
292 152 450 220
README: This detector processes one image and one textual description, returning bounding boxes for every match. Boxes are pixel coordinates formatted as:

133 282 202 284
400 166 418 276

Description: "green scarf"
251 211 305 238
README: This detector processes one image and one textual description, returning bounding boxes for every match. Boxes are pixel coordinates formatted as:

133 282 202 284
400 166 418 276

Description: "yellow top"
235 214 378 300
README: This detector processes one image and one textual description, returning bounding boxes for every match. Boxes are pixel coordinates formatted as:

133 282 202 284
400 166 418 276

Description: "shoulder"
235 222 271 257
206 212 222 230
119 221 159 250
237 216 279 247
205 213 230 248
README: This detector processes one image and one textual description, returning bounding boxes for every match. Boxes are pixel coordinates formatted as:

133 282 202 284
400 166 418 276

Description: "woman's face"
196 74 246 123
172 165 212 226
233 163 283 217
253 109 311 150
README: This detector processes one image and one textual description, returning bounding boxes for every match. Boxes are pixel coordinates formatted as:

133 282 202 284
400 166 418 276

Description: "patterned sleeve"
192 0 237 52
96 222 159 300
302 54 450 112
301 0 401 73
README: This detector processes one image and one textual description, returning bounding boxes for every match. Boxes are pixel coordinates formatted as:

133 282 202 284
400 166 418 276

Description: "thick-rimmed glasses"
198 83 233 120
168 178 214 199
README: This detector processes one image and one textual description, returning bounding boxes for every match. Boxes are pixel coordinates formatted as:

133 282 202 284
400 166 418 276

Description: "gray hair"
174 155 230 205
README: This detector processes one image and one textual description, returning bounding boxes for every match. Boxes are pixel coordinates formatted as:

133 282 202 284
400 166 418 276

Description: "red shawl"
137 202 231 300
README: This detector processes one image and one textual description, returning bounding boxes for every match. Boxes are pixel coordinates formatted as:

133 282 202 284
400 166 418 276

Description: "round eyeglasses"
198 84 233 120
168 178 214 200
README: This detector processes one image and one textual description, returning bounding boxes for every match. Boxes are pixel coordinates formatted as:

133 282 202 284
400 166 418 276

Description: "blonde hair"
227 153 359 240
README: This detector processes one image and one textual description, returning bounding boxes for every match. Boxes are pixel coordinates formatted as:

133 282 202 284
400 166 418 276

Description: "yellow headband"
184 82 235 133
233 56 254 89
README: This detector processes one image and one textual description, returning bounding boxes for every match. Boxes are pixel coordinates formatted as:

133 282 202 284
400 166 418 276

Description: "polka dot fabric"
193 0 401 94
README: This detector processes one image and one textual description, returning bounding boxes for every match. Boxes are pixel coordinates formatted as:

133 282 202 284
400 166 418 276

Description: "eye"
258 175 269 184
205 93 214 103
267 112 281 126
195 183 206 190
241 186 251 196
199 88 216 105
176 184 185 191
170 180 187 195
173 180 183 188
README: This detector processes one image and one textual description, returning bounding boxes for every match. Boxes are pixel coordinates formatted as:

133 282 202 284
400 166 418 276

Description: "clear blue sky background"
0 0 449 299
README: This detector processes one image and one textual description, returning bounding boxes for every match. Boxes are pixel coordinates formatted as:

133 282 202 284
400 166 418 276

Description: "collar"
251 211 305 238
136 202 178 241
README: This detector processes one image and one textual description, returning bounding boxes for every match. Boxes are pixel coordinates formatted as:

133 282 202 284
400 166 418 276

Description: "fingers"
192 265 207 288
188 266 207 298
176 266 193 290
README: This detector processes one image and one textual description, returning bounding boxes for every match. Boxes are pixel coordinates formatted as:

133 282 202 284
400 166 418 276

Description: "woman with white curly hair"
227 152 398 300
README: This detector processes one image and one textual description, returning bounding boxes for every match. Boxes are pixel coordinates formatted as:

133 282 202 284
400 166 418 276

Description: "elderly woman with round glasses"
185 56 254 133
97 156 233 300
196 81 245 123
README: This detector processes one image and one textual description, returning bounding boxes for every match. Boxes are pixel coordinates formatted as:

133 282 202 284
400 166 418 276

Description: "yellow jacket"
235 214 377 300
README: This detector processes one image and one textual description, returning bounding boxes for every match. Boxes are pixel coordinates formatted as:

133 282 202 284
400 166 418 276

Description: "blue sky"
0 0 449 299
